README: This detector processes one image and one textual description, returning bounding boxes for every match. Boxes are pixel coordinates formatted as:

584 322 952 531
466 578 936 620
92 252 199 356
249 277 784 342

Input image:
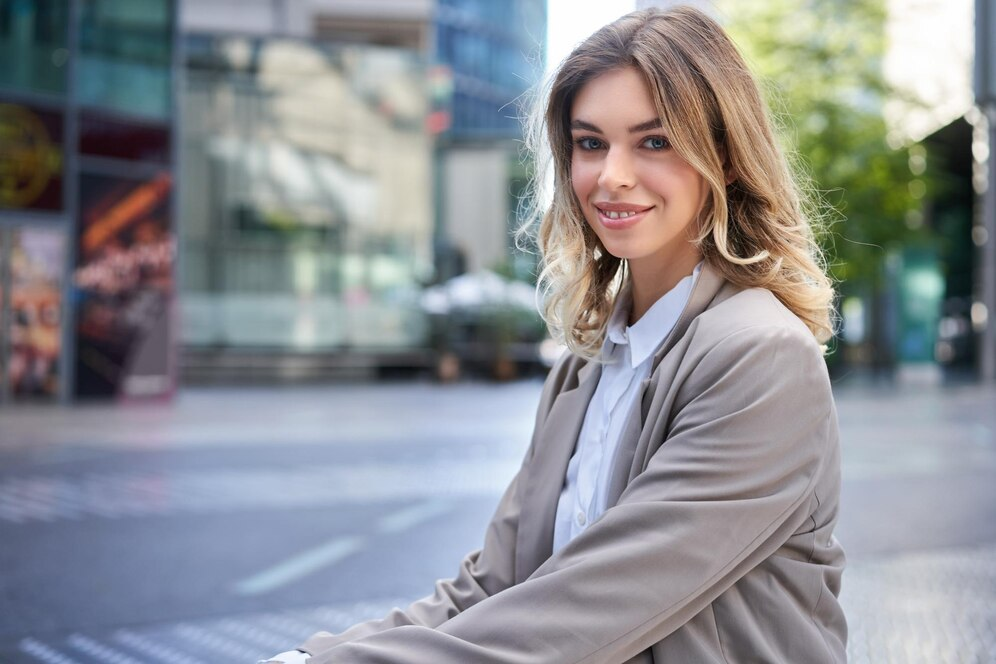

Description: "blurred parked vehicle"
421 270 554 380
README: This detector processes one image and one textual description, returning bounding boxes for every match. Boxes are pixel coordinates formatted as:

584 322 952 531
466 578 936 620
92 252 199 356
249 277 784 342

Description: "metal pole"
0 228 10 404
983 105 996 382
60 0 81 404
170 0 183 396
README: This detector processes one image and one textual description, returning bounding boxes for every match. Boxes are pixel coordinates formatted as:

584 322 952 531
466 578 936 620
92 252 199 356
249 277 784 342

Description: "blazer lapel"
652 262 726 367
608 263 730 505
603 377 649 508
515 358 601 582
643 262 727 409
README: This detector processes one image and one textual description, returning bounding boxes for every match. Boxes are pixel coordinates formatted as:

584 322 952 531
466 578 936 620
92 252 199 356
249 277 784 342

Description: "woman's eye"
576 137 604 150
643 136 670 150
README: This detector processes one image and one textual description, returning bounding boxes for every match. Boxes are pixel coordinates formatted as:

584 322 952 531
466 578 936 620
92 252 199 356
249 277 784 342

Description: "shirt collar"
604 262 702 369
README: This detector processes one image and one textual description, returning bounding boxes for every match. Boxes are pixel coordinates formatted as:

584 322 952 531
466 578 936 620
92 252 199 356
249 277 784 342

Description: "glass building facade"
434 0 546 139
429 0 546 285
1 0 547 391
180 35 432 352
175 0 546 378
0 0 178 403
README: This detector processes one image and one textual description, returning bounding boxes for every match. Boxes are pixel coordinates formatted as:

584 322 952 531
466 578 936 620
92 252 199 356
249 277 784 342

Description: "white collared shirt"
552 263 701 554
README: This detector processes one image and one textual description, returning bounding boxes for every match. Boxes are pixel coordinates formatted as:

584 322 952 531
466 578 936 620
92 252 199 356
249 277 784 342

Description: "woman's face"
570 66 706 278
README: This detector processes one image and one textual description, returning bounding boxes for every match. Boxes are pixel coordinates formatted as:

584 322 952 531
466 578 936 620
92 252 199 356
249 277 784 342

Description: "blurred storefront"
833 0 983 381
179 30 433 380
924 117 975 371
0 0 179 403
179 0 545 381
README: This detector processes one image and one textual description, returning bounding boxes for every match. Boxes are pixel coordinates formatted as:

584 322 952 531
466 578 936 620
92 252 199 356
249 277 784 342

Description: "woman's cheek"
571 162 595 202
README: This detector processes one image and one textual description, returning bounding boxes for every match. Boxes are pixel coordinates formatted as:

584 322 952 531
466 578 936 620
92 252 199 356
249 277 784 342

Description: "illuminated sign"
0 103 64 211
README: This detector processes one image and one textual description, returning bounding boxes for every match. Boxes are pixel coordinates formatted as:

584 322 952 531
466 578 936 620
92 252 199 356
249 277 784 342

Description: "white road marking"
173 624 266 662
113 629 208 664
231 499 452 597
232 535 366 596
377 498 452 534
215 618 294 650
18 638 83 664
66 634 145 664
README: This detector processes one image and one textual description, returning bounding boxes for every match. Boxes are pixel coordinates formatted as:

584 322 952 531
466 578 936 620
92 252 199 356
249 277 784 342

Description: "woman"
267 6 846 663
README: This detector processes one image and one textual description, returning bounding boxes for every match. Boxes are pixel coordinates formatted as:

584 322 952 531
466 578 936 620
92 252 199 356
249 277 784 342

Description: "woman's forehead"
570 67 662 128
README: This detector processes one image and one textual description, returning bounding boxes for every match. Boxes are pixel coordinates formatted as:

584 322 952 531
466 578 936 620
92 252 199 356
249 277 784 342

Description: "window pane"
0 0 68 96
180 37 432 350
78 0 172 119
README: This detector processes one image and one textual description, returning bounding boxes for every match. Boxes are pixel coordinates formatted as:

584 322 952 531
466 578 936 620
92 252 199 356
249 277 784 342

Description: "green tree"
724 0 932 353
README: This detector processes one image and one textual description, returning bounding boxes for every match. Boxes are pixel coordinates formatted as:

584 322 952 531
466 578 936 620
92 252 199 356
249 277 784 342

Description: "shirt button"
576 511 587 527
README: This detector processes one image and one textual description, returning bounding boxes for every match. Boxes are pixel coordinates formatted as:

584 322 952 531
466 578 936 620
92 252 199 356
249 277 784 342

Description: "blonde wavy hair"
522 6 835 358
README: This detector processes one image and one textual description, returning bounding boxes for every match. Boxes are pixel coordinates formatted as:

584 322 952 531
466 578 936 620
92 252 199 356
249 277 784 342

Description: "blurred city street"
1 0 992 661
1 377 994 664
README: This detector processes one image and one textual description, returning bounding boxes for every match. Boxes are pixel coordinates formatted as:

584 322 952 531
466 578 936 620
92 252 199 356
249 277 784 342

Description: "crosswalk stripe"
18 638 83 664
113 629 208 664
66 634 145 664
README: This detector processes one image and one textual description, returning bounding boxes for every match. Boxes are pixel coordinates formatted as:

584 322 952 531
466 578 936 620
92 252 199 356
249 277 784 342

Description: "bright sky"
883 0 973 143
546 0 636 72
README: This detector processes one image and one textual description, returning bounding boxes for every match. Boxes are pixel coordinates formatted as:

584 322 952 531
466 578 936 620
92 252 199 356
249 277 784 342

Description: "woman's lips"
594 205 653 229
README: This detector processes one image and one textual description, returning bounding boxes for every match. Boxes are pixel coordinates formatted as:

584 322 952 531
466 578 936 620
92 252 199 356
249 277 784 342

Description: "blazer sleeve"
299 353 573 655
302 323 837 664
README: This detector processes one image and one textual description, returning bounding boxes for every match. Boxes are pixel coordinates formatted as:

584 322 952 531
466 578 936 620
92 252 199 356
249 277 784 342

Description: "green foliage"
723 0 933 289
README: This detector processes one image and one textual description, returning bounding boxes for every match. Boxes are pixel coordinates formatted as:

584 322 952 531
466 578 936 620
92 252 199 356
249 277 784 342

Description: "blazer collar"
603 264 722 507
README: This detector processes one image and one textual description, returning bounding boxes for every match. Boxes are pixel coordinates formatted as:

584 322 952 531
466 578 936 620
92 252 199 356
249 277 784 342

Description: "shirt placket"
573 344 630 536
593 346 636 515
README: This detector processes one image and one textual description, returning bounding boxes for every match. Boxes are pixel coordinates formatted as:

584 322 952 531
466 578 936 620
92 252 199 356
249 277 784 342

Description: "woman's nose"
597 148 636 190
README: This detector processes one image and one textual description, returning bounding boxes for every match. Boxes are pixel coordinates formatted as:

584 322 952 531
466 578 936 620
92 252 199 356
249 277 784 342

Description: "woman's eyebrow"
628 118 664 132
570 119 601 132
569 118 664 133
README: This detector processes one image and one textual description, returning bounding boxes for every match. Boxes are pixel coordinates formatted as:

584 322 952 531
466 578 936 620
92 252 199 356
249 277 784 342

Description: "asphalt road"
1 377 994 663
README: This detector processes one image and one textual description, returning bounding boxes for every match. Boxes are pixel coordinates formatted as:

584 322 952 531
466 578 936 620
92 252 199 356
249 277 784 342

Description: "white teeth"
604 210 637 219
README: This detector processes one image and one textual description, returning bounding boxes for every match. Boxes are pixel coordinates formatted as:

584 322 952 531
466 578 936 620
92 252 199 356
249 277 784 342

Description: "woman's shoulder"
687 283 824 359
671 284 834 407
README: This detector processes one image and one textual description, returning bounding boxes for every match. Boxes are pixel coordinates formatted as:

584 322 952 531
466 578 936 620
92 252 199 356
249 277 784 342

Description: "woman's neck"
627 254 702 325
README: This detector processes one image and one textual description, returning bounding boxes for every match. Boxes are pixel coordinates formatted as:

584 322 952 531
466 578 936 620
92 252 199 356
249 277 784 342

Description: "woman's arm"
297 353 579 654
302 323 836 664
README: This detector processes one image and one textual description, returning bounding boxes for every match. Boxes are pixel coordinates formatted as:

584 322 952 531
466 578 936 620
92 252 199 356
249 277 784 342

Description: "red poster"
74 172 175 399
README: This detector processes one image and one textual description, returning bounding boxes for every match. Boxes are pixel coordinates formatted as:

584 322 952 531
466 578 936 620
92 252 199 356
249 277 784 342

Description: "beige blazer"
301 263 847 663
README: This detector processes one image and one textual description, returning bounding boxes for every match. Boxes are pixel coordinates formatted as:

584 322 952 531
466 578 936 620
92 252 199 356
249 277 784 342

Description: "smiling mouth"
595 205 653 220
594 205 654 228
